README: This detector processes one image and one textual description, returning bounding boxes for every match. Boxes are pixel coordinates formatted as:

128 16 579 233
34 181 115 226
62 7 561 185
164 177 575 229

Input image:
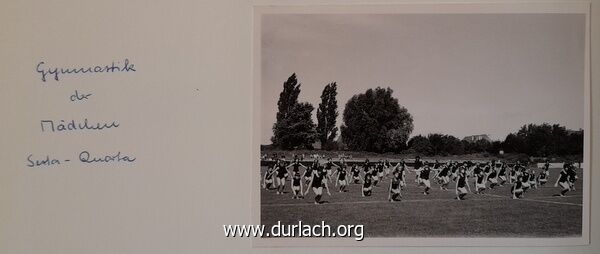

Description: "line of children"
262 157 580 203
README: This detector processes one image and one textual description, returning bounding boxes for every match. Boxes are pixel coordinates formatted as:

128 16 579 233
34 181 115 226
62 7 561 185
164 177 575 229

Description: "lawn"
260 166 583 238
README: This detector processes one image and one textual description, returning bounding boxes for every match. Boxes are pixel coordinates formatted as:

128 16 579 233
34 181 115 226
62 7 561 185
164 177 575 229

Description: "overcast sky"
260 13 585 145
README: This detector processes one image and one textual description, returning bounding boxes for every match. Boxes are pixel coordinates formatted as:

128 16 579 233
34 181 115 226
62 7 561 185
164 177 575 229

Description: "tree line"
270 73 583 157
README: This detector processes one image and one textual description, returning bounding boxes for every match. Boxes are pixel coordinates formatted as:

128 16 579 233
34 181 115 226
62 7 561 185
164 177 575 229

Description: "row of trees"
270 73 583 157
503 124 583 157
406 127 583 157
271 74 340 150
271 73 414 152
340 87 413 153
407 134 501 156
271 74 314 149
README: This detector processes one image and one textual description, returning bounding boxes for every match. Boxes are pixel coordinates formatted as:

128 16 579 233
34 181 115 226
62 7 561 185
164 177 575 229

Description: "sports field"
260 166 583 238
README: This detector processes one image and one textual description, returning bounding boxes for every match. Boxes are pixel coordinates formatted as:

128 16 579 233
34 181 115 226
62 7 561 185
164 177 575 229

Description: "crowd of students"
262 156 580 205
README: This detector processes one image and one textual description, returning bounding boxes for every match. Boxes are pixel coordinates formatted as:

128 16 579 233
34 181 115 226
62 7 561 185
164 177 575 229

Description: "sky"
260 13 585 145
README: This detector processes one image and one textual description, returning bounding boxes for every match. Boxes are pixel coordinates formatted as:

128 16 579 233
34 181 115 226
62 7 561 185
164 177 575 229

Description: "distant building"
463 134 491 143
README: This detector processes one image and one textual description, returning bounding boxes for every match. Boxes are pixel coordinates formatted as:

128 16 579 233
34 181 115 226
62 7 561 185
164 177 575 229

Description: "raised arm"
304 176 313 196
388 179 393 200
433 168 441 179
455 177 459 192
262 170 268 188
332 170 339 186
466 176 472 192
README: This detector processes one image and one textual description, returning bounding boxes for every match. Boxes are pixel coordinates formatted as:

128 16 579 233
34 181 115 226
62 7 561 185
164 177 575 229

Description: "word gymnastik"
40 119 119 132
36 59 136 82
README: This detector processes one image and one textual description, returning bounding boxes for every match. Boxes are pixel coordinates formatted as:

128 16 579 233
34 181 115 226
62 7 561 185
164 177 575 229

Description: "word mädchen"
40 119 119 132
36 59 136 82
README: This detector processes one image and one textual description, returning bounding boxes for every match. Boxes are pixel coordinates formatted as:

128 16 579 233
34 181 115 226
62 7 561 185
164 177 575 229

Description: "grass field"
260 166 583 238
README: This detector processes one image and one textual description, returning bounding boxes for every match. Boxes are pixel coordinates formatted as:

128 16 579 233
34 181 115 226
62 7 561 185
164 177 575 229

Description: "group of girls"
262 157 578 204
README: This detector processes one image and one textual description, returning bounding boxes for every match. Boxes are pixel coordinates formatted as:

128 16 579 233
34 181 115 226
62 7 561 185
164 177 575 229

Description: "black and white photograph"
255 5 590 245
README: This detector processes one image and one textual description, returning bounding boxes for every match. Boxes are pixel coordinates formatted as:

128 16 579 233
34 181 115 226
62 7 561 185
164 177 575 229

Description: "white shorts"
476 183 486 189
390 188 401 194
265 179 273 184
528 180 536 186
489 178 498 184
513 188 523 194
372 175 379 181
312 187 323 195
421 179 431 187
522 182 530 189
559 181 570 190
457 187 468 194
338 180 347 185
292 185 300 191
277 177 287 185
